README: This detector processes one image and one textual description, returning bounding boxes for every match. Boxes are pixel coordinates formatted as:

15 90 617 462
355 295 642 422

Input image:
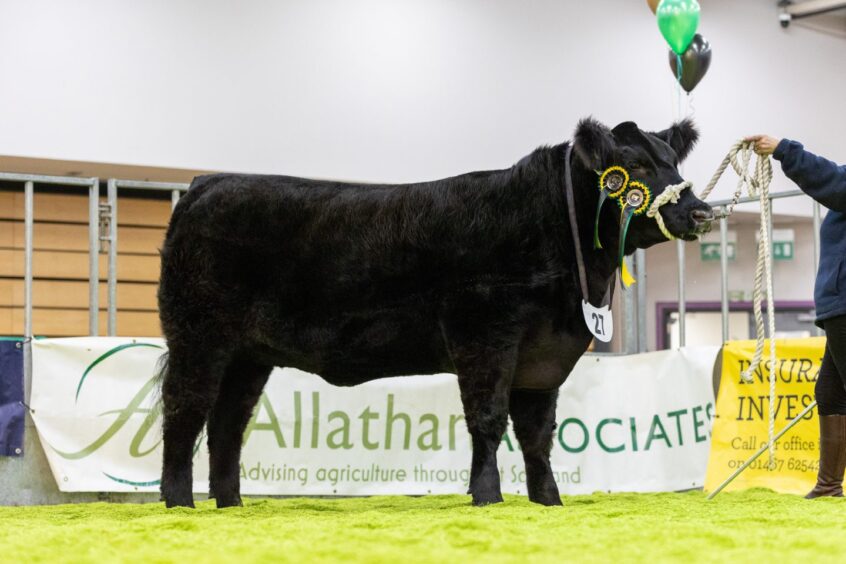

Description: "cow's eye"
627 161 644 171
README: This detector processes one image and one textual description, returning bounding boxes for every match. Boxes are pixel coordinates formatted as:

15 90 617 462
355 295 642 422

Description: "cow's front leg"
456 356 514 506
510 388 562 506
441 309 519 506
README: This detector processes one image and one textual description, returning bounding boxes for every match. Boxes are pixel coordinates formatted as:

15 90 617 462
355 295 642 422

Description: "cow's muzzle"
690 208 714 235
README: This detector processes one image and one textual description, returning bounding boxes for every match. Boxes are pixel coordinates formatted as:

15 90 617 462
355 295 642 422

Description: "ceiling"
782 0 846 36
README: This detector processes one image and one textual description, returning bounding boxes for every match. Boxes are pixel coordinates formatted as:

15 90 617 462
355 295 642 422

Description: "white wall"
1 0 844 199
645 214 818 350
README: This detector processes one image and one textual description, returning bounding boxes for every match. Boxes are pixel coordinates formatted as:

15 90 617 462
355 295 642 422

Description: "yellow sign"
704 338 824 494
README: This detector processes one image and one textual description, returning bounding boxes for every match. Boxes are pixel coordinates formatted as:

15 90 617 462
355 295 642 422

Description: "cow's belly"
252 304 451 386
512 319 592 391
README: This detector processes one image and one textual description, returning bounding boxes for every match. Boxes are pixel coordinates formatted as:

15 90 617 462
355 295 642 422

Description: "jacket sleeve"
774 139 846 212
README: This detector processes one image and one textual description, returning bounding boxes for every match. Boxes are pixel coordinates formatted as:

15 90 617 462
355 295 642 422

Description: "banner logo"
46 342 166 486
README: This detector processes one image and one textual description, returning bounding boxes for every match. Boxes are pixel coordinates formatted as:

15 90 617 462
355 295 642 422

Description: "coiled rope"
649 141 778 468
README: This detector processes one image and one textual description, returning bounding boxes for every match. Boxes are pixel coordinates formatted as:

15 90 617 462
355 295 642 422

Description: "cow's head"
573 117 713 251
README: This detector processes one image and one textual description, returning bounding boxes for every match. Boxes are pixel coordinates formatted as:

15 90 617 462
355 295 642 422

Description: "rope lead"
650 141 777 469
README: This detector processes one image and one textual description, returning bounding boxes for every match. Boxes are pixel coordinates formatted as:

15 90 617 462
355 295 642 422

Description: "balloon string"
676 53 683 121
680 91 693 179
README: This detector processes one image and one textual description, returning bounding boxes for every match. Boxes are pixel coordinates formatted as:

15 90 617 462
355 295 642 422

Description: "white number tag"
582 300 613 343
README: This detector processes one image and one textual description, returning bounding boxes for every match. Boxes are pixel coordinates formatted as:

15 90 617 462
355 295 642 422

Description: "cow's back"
161 170 545 308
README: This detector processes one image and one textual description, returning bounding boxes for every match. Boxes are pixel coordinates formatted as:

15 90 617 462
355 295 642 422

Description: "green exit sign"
760 229 795 261
773 241 793 261
701 242 736 261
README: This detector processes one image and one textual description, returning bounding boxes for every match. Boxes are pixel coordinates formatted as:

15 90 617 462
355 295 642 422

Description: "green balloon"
657 0 701 55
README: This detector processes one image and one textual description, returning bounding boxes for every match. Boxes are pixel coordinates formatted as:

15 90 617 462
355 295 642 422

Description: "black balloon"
668 33 711 93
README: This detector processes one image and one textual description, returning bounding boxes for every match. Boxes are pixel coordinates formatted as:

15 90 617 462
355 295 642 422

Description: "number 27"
591 313 605 335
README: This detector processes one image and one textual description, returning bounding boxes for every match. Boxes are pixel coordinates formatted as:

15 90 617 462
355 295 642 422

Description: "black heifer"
157 118 712 508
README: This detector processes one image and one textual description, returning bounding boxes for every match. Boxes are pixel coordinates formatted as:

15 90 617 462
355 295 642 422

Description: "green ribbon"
593 190 609 249
618 205 637 288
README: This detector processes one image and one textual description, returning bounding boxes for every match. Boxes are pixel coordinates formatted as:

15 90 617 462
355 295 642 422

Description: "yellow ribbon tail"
621 261 636 288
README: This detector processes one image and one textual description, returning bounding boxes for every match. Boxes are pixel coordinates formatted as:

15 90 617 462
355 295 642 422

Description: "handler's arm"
774 139 846 212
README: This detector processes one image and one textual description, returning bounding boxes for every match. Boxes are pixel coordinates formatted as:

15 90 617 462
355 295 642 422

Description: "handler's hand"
743 135 781 156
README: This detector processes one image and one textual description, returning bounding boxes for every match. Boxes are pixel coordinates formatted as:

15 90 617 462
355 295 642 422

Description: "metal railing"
2 174 189 394
1 173 99 406
622 250 649 354
0 173 101 339
670 189 822 347
105 180 189 335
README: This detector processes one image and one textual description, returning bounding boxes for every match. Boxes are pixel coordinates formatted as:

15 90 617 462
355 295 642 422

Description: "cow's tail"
151 350 169 422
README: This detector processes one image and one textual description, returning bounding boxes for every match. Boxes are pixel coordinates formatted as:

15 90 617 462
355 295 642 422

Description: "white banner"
31 338 718 495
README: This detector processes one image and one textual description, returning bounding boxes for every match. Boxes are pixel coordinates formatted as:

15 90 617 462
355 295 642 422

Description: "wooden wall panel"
0 220 165 254
0 189 170 336
0 307 160 337
0 249 160 282
118 198 173 228
0 191 172 227
0 191 89 222
0 280 157 310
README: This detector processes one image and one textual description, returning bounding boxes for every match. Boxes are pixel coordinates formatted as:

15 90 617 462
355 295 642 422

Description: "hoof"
529 493 563 506
164 497 195 509
528 483 563 506
472 492 504 507
215 495 243 509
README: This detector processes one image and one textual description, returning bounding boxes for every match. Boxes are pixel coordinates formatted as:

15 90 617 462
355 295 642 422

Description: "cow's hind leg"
510 389 562 506
207 356 273 508
160 346 229 508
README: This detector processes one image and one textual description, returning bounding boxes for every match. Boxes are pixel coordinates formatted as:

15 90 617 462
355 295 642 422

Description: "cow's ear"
573 117 615 170
654 118 699 163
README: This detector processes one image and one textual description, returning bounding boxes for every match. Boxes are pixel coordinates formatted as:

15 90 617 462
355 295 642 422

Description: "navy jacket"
774 139 846 326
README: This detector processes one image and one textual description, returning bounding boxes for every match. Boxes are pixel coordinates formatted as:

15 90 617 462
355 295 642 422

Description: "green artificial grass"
1 490 844 563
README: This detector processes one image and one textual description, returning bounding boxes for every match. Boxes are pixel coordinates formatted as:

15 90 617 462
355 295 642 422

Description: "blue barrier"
0 339 24 457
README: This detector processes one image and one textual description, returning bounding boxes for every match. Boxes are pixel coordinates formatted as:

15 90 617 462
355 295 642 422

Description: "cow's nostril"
690 209 715 225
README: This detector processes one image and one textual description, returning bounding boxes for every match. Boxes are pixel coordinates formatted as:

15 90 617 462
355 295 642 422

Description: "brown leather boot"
805 415 846 499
